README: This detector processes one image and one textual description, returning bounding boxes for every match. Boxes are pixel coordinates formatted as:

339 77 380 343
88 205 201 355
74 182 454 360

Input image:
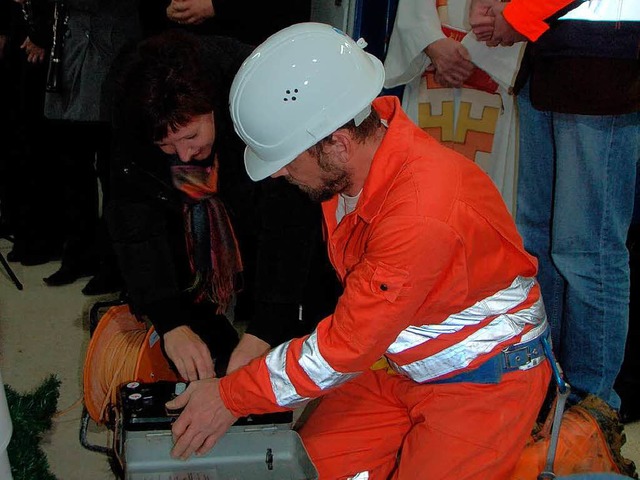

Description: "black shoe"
43 264 97 286
6 248 21 263
82 270 123 296
21 249 61 266
619 389 640 424
7 244 61 266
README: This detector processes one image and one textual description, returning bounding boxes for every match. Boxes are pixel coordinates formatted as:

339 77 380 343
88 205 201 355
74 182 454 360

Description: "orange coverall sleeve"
219 212 467 418
503 0 578 41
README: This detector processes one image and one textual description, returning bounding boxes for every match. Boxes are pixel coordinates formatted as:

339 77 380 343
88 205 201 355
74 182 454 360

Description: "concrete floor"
1 237 639 479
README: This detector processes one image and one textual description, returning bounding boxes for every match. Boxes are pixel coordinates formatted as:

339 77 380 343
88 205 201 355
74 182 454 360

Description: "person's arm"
27 0 54 51
226 333 270 373
0 0 9 36
469 0 579 44
502 0 579 42
106 197 215 382
106 85 216 382
0 35 6 60
166 200 454 459
384 0 445 88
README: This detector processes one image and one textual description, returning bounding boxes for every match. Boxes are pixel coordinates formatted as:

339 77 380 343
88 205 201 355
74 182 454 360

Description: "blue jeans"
515 83 639 410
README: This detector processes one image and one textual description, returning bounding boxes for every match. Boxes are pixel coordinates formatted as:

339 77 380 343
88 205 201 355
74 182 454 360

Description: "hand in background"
226 333 270 374
486 3 527 47
425 38 474 88
469 0 499 41
166 378 237 459
166 0 214 25
21 37 45 64
163 325 215 381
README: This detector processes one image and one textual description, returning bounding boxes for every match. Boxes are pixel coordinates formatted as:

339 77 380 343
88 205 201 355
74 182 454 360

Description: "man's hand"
486 3 527 47
21 37 45 64
163 325 215 381
469 0 499 41
425 38 474 88
166 378 238 459
166 0 214 25
226 333 270 374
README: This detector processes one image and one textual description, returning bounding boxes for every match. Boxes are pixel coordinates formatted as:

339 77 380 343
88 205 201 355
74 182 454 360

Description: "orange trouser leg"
298 369 409 479
393 361 551 480
299 362 551 480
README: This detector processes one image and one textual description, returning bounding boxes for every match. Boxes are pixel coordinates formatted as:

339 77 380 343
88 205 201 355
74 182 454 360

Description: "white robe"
383 0 525 214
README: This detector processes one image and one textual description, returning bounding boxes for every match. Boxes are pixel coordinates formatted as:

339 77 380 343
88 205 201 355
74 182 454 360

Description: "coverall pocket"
369 261 408 303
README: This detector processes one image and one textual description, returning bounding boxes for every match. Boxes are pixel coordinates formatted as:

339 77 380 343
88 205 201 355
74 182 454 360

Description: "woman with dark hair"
105 30 341 379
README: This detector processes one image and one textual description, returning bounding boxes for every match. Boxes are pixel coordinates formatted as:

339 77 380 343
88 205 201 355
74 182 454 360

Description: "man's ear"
330 129 352 164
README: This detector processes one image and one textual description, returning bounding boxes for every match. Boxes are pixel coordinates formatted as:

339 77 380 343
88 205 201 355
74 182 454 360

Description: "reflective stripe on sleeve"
265 340 311 409
265 332 360 408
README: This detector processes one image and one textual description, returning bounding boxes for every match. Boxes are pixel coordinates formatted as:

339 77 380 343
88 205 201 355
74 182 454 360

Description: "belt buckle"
503 343 543 371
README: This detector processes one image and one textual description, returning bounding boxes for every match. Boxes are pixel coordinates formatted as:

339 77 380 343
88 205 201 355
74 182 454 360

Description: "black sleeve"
105 42 193 336
28 0 54 50
208 0 310 45
105 190 189 336
0 0 12 35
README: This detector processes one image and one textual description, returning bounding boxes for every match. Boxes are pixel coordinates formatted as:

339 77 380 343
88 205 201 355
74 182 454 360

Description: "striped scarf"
171 159 243 314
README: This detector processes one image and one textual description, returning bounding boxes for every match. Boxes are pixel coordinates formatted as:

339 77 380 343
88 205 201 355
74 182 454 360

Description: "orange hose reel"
83 304 178 424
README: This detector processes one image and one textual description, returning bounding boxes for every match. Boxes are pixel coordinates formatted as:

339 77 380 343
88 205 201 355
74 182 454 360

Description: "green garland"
4 375 61 480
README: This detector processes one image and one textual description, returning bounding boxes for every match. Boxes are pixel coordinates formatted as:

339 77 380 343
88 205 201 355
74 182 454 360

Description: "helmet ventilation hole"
283 88 300 102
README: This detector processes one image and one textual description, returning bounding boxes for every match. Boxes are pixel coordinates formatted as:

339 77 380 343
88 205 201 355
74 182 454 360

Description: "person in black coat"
106 30 341 380
0 0 63 265
41 0 142 287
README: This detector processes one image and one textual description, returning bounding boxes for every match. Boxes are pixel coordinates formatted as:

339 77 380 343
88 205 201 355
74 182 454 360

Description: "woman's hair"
116 30 216 141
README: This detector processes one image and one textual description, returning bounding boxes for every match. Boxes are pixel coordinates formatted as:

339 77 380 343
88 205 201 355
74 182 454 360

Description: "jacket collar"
352 96 414 224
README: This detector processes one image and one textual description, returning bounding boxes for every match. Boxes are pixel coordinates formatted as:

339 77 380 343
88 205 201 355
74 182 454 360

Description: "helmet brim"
244 146 295 181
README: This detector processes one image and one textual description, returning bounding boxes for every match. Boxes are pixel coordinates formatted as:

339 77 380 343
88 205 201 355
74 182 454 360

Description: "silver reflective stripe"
299 330 360 389
349 472 370 479
266 276 542 405
387 276 535 354
385 276 549 382
265 340 311 408
560 0 640 21
390 297 546 381
266 331 360 408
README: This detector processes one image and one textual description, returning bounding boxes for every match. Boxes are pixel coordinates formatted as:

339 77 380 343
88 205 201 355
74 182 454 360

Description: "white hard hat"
229 22 385 181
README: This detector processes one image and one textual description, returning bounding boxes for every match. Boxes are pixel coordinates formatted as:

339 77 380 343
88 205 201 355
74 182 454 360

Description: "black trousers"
616 224 640 423
49 120 112 268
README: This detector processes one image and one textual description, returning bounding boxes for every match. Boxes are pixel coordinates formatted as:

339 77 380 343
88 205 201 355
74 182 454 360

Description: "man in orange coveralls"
166 23 553 479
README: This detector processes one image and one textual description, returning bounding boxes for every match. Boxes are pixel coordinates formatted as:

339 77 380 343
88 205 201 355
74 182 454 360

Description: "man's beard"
287 153 352 202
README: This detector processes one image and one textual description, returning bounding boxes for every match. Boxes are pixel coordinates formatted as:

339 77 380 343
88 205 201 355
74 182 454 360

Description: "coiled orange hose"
95 328 147 423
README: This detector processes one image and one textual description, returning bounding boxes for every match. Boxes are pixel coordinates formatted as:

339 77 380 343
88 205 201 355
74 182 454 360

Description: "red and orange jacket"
219 96 548 417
